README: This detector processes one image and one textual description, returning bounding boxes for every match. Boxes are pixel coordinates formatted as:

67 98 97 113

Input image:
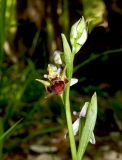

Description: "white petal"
77 29 87 46
44 74 48 78
72 118 80 136
53 50 62 65
50 64 58 72
73 111 79 116
70 78 78 86
89 132 96 144
79 102 89 117
57 68 61 74
70 20 80 38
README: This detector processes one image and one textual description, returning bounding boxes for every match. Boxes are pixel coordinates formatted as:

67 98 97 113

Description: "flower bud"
53 50 63 65
70 16 87 54
71 102 96 144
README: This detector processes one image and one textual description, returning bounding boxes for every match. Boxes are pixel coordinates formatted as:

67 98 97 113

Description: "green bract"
70 16 87 54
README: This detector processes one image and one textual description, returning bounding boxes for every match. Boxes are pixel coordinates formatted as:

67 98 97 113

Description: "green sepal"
61 34 73 79
60 66 67 80
35 79 50 86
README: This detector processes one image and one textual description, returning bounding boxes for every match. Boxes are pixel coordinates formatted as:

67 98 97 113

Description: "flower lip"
36 62 77 95
47 77 69 95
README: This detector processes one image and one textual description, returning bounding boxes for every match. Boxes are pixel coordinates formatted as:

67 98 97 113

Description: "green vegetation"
0 0 122 159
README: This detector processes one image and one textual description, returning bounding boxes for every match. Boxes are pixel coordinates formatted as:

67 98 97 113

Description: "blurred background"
0 0 122 159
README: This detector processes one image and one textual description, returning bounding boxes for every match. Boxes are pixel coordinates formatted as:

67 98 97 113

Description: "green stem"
74 48 122 73
61 30 77 159
64 84 77 160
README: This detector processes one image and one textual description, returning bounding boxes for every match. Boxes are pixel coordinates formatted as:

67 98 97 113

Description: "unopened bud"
70 16 87 54
53 50 63 65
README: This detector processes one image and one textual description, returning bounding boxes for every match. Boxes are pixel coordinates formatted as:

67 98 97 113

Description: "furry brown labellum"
47 78 68 95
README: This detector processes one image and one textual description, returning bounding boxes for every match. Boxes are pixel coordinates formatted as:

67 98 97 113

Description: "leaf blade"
0 118 23 141
77 92 97 160
61 34 73 79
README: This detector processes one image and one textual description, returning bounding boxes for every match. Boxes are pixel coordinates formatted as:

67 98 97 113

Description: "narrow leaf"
61 34 73 79
0 118 23 141
77 92 97 160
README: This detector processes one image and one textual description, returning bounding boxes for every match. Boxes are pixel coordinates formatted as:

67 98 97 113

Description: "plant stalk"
64 84 77 160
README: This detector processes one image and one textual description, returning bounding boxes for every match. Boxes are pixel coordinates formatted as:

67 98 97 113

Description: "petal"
72 118 80 136
48 64 57 74
47 64 61 79
73 111 79 117
79 102 89 117
53 50 63 65
70 19 80 39
89 132 96 144
44 74 48 79
77 29 87 46
70 78 78 86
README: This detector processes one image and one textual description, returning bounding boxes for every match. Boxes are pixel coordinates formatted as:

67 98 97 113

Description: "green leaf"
77 92 97 160
61 34 73 79
0 118 23 141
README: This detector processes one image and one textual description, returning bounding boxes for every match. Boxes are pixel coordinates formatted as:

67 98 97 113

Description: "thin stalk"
74 48 122 73
64 84 77 160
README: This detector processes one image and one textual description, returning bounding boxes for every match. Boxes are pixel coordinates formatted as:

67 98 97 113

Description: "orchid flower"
72 102 96 144
36 64 78 95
